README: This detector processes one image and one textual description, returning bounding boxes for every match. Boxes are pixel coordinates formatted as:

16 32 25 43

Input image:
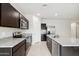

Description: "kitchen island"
47 35 79 56
0 37 26 56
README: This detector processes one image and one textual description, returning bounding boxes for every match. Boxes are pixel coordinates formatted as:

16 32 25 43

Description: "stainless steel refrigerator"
41 23 47 41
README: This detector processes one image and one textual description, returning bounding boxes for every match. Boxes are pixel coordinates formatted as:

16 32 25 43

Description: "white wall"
32 16 41 44
41 19 71 38
71 23 77 39
41 19 79 38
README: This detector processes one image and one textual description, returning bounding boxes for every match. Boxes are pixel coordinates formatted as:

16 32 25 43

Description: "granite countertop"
0 37 26 48
47 35 79 47
22 33 32 38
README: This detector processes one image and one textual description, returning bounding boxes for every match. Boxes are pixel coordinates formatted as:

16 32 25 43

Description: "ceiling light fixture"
42 4 48 7
55 13 58 16
36 13 40 16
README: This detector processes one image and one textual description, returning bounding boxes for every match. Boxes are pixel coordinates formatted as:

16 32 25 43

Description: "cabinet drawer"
0 48 12 56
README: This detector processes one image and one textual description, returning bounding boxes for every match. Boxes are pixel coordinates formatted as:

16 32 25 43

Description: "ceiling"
11 3 79 19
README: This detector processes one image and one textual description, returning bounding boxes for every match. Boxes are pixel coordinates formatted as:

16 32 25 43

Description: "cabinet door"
41 34 47 41
52 39 60 56
47 37 50 49
26 36 32 49
49 38 52 54
26 36 32 55
46 37 52 54
13 40 26 56
46 37 49 48
1 3 20 28
13 44 26 56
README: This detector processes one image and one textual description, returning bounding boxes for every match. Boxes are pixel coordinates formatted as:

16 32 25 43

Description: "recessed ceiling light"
36 13 40 16
42 4 48 7
55 13 58 16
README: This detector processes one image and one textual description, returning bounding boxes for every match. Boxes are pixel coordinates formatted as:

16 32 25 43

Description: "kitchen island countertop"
47 35 79 47
0 37 26 48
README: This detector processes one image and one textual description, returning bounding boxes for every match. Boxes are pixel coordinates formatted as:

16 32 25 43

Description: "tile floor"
27 41 51 56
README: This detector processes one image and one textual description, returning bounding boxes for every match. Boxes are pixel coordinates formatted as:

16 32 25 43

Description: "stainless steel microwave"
20 19 28 29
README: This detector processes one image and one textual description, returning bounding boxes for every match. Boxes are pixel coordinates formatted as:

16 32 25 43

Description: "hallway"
27 41 51 56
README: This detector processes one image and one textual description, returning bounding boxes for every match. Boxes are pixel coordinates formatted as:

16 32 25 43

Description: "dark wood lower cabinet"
26 36 32 55
46 36 52 54
41 34 47 41
60 47 79 56
13 44 26 56
0 39 26 56
13 40 26 56
0 48 12 56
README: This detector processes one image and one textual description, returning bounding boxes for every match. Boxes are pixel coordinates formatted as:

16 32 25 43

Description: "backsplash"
0 27 23 39
0 32 12 39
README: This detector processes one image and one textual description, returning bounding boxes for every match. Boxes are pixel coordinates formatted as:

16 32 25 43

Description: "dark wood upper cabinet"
1 3 20 28
0 3 29 29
